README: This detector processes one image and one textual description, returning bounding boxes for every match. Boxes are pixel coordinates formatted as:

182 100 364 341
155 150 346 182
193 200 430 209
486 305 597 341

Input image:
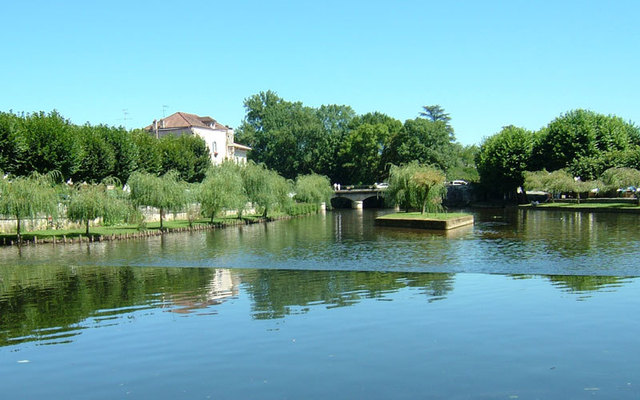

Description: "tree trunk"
160 207 164 231
16 217 21 244
86 219 90 236
576 192 581 204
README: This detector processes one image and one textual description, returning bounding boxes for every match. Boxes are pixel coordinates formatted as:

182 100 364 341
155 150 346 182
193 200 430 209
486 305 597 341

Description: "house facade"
146 112 250 165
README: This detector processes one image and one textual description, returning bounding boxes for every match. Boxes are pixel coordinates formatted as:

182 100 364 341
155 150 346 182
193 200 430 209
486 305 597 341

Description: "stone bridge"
332 188 386 209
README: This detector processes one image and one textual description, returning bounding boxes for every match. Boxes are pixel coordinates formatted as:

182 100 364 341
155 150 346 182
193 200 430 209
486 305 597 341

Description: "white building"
146 112 250 164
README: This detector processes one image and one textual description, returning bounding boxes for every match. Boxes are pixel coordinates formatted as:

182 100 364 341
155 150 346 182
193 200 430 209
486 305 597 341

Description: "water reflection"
1 264 636 348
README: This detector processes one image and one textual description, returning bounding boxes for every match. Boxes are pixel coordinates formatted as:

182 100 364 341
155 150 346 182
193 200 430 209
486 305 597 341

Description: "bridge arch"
331 189 386 209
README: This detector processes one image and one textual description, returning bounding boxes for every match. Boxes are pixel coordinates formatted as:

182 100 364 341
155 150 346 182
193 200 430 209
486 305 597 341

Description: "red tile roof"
145 112 229 131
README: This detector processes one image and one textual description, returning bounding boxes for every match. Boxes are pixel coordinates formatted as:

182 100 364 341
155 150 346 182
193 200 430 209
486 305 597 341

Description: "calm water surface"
1 209 639 399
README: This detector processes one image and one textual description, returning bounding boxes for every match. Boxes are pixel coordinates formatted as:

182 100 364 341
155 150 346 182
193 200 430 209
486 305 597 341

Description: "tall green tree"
531 110 639 171
20 111 82 179
0 112 27 175
158 134 211 183
383 118 456 174
338 123 389 184
127 171 186 230
100 125 139 183
236 91 326 179
73 125 116 183
476 125 534 199
131 129 162 175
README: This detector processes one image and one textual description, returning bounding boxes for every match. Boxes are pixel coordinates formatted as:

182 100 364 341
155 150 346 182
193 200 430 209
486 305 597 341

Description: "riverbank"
0 210 317 247
519 202 640 214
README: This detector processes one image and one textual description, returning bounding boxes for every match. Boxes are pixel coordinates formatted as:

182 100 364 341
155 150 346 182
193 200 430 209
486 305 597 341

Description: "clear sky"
2 0 639 145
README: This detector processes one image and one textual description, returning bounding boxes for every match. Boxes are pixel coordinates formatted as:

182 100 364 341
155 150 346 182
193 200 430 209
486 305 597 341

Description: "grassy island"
375 212 474 230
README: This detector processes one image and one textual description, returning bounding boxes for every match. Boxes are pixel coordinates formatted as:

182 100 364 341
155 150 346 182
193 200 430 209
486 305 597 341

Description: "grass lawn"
0 215 254 242
378 212 471 220
527 202 640 209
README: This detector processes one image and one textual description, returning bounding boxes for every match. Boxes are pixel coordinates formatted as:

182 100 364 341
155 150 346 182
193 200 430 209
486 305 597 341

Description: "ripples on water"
2 209 640 399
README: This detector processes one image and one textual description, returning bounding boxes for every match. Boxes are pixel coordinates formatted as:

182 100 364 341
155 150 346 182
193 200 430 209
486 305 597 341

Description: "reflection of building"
169 269 240 314
145 112 251 165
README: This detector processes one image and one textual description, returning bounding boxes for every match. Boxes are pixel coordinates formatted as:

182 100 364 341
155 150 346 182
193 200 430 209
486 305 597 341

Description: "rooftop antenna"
162 105 169 118
122 109 129 128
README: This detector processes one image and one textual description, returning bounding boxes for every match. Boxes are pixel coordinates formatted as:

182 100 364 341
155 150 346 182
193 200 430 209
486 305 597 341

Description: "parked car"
374 182 389 189
450 180 468 186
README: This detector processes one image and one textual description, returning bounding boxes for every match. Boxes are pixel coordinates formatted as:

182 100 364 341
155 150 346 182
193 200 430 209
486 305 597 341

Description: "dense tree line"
0 162 332 240
476 109 640 200
235 91 478 184
0 111 211 183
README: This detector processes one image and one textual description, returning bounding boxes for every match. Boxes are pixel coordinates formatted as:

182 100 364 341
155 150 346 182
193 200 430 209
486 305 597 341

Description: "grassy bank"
522 202 640 210
378 212 471 220
0 214 280 245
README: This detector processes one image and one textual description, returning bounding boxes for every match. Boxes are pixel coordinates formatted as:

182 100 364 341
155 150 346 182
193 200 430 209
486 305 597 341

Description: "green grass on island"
378 212 471 220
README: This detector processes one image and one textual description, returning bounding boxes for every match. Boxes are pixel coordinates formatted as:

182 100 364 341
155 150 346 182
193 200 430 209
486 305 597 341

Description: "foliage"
127 171 187 230
67 184 131 235
531 109 639 171
236 91 326 179
476 125 534 198
241 162 292 218
338 123 389 184
293 174 333 206
0 112 27 175
73 125 116 183
0 172 60 241
524 169 595 203
384 117 457 173
600 167 640 191
158 134 211 183
131 129 162 175
19 111 83 179
199 162 247 221
100 125 139 183
386 162 446 213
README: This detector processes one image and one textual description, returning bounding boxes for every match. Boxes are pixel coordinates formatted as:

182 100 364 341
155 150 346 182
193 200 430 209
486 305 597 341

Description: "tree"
100 125 139 183
384 118 457 173
127 171 186 230
236 91 326 179
131 129 162 175
294 174 334 207
315 104 356 182
419 105 454 140
67 183 130 235
476 125 534 199
73 125 116 183
386 162 446 213
198 162 247 222
0 172 60 242
241 162 291 218
0 112 27 175
338 123 389 184
532 110 639 171
158 134 211 183
600 167 640 192
20 111 82 179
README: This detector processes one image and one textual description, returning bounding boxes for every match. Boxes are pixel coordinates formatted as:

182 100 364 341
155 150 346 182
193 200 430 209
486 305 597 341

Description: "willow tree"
199 162 247 222
387 162 446 213
0 172 60 242
293 173 333 207
67 184 131 235
127 171 186 230
241 162 291 218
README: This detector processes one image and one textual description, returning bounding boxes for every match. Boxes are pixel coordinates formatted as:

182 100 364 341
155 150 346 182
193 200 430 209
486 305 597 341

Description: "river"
1 209 639 399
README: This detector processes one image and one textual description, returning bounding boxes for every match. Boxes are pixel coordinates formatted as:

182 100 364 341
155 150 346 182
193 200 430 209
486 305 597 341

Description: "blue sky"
2 1 638 145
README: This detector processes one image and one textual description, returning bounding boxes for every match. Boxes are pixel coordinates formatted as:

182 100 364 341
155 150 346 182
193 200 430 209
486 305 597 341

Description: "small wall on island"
374 215 474 230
